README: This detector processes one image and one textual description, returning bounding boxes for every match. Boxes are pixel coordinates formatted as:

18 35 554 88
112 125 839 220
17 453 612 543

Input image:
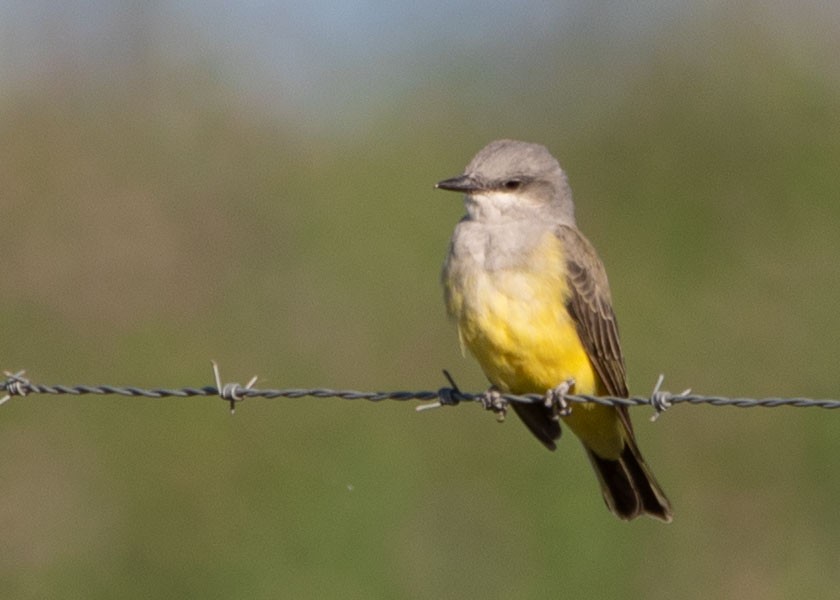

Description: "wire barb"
416 369 464 412
649 374 693 422
0 370 30 407
211 361 258 414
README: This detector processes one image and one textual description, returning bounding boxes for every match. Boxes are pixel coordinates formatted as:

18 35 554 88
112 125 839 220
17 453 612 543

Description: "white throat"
464 191 528 223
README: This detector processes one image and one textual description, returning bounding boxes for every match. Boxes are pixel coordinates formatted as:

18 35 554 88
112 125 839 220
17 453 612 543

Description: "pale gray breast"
449 217 550 274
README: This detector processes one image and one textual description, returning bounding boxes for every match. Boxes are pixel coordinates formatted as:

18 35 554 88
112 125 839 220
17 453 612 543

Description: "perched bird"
438 139 672 522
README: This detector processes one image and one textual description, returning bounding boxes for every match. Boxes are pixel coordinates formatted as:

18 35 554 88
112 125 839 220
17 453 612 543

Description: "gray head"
436 139 575 224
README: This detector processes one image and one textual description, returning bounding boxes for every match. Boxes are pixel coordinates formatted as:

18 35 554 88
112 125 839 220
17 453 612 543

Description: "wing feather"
557 226 629 401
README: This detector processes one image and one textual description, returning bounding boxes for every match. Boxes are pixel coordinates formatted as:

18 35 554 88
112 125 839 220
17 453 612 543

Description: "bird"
438 139 672 522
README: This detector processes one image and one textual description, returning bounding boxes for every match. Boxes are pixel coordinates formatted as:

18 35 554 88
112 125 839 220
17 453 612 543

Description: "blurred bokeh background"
1 1 839 598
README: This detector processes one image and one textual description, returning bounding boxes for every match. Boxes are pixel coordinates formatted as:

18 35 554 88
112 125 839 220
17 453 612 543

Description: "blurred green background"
2 2 840 598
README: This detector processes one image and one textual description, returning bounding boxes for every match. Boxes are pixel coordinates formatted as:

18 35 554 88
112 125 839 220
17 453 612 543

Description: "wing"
556 225 629 400
509 225 630 450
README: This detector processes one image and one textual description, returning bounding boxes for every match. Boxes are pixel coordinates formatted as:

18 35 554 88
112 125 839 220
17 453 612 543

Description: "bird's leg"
478 385 508 422
545 378 575 420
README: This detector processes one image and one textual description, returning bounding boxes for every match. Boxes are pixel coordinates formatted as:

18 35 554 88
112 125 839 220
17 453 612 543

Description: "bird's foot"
478 385 508 422
545 378 575 420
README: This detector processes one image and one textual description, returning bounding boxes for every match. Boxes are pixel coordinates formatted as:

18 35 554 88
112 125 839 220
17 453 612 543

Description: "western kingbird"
438 139 672 522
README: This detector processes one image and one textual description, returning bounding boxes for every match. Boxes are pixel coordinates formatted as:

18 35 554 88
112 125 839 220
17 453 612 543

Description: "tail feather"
510 398 672 522
585 438 673 522
511 402 562 451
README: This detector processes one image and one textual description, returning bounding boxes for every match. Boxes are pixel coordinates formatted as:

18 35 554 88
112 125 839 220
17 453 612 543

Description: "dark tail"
585 437 673 522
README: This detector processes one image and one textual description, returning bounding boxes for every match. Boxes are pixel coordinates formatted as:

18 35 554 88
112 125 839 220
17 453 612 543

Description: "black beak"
435 174 480 192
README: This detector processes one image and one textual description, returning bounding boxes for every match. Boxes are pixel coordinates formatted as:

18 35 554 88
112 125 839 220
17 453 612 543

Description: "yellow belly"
460 283 596 395
446 232 625 458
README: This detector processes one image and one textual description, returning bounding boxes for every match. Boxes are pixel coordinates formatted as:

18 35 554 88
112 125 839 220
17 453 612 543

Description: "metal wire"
2 366 840 414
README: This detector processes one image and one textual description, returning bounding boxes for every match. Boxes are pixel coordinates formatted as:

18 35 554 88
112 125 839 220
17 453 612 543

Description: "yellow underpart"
448 231 625 458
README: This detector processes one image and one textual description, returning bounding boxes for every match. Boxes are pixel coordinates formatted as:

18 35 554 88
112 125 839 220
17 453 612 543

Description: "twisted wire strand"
2 368 839 411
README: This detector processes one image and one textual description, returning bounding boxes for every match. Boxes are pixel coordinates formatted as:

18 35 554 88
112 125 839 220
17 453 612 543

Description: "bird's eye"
503 179 522 191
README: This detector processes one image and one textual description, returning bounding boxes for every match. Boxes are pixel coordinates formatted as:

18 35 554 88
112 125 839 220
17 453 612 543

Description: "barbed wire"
2 365 840 420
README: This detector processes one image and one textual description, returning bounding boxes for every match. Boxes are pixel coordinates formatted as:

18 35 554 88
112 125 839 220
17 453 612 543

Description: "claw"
545 378 575 420
478 386 508 421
